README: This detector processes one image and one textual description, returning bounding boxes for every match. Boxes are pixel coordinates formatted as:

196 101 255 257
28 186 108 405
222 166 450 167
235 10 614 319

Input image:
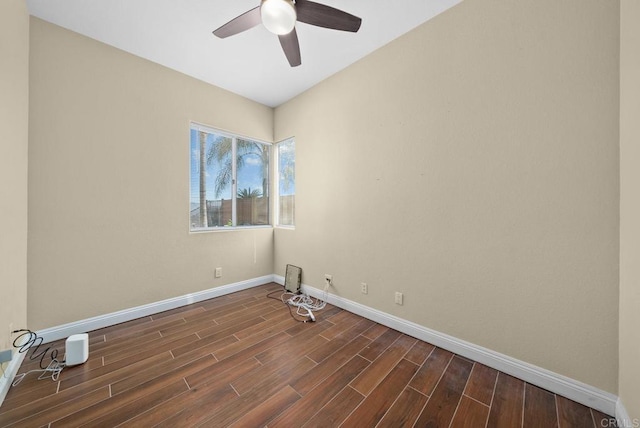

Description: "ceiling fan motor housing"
261 0 297 35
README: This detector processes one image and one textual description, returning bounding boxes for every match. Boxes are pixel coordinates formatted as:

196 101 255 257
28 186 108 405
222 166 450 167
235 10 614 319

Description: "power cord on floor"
267 280 330 323
12 359 65 386
267 290 309 322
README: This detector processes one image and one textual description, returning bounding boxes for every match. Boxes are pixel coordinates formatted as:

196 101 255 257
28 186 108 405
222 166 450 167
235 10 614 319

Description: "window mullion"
273 144 279 226
231 137 237 227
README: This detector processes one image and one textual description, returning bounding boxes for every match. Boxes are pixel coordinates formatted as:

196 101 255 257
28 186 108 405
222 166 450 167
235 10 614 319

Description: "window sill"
190 225 273 234
275 225 295 230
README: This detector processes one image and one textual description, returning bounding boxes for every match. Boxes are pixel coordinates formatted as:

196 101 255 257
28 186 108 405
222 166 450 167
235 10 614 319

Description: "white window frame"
274 137 295 229
189 122 272 233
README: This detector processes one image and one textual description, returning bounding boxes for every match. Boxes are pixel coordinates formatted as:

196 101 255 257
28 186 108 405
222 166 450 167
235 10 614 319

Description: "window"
190 124 270 230
276 138 295 227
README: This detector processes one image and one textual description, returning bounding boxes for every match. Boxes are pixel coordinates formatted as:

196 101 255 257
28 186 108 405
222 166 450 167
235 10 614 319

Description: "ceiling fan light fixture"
261 0 297 35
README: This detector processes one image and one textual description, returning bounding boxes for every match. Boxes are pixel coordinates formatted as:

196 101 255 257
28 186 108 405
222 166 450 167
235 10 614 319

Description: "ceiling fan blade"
295 0 362 32
213 6 262 38
278 28 301 67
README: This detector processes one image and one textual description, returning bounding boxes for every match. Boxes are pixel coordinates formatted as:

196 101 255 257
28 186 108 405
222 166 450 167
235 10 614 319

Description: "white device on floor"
65 333 89 366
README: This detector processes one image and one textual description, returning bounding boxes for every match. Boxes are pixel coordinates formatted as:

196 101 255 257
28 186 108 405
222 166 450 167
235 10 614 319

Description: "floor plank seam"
462 392 490 408
447 397 464 428
456 358 480 427
374 373 412 428
447 361 476 428
407 384 429 398
357 353 373 363
521 380 527 427
554 395 562 428
409 353 455 426
591 408 606 428
419 344 436 366
333 385 364 428
229 383 240 397
411 390 431 428
484 367 500 428
429 352 455 398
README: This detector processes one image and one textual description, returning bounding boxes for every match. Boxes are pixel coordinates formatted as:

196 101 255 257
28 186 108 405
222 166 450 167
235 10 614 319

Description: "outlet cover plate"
395 292 403 305
0 349 11 364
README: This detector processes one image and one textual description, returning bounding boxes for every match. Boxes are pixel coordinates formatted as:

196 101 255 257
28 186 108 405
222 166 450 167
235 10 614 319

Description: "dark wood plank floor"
0 283 616 427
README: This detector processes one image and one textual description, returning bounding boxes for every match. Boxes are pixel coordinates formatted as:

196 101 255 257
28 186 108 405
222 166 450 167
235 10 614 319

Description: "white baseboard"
37 275 275 344
617 399 636 428
273 276 618 416
26 274 619 416
0 350 27 409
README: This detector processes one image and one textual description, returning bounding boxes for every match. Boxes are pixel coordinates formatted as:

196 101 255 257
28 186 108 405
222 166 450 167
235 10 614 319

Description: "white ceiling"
26 0 462 107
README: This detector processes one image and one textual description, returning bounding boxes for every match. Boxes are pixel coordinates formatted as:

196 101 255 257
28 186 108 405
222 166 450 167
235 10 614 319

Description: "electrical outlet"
324 274 333 285
0 349 11 364
215 267 222 278
395 292 403 305
361 282 368 294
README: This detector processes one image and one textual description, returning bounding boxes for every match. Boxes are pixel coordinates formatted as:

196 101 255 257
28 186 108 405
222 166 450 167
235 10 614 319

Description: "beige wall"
0 1 29 354
619 0 640 421
28 18 274 329
22 0 627 401
275 0 620 392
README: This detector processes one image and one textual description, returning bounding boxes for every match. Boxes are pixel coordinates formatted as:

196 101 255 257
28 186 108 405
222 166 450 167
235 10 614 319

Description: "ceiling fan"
213 0 362 67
